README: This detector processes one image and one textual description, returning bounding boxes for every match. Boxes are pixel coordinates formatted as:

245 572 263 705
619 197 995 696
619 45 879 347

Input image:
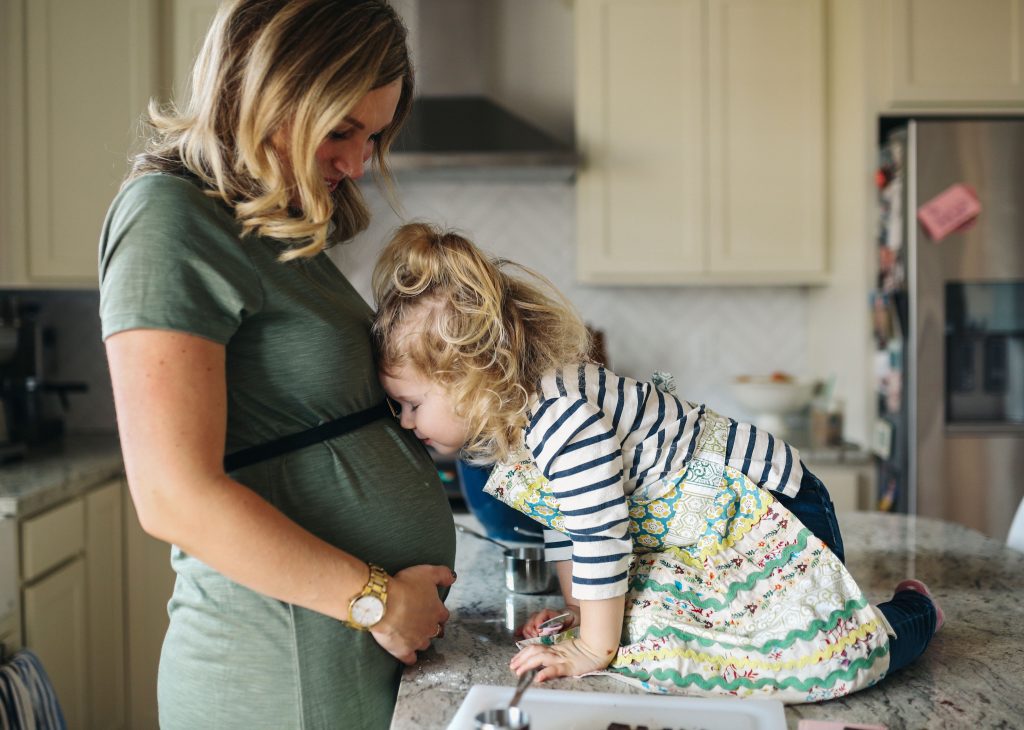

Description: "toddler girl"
372 222 942 703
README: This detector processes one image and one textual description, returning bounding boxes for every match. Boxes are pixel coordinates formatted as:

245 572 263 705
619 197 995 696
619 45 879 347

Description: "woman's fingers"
370 564 454 663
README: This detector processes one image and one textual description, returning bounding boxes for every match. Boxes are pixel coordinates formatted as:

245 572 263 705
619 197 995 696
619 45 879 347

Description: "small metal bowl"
503 545 555 594
474 706 530 730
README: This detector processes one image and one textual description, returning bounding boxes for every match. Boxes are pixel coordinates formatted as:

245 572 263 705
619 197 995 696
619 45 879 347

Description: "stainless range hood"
388 96 579 181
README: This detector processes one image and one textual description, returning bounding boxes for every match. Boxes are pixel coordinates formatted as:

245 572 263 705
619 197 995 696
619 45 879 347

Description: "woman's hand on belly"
371 564 457 664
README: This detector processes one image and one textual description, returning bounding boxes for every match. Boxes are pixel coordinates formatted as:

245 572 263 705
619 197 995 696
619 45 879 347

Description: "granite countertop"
392 512 1024 730
0 434 124 518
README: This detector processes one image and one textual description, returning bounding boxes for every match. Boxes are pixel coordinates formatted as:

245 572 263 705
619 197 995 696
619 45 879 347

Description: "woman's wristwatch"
346 563 389 630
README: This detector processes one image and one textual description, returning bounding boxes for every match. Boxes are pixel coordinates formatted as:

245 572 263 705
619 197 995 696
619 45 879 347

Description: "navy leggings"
774 465 936 674
773 465 846 563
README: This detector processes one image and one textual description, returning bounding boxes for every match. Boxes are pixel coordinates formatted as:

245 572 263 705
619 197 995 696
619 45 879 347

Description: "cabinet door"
170 0 221 102
888 0 1024 107
87 480 126 730
706 0 826 278
576 0 706 284
807 463 877 512
124 488 176 730
23 0 154 282
24 558 88 730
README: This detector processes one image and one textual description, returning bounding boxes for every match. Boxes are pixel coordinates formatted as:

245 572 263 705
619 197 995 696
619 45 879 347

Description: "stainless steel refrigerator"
875 119 1024 541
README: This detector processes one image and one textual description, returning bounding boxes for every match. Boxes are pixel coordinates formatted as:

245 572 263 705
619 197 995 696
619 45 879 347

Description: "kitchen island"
392 511 1024 730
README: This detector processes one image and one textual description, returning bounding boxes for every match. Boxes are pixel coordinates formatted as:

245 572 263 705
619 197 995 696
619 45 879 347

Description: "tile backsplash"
7 179 810 434
331 179 809 420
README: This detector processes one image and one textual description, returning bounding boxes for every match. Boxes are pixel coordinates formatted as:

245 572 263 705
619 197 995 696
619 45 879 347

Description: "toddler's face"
379 366 469 456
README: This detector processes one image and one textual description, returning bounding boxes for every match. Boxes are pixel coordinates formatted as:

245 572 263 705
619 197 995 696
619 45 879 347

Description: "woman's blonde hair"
372 223 592 463
129 0 412 259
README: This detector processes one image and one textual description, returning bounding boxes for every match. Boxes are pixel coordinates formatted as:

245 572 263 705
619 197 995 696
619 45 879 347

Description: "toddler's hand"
518 606 579 638
510 636 615 682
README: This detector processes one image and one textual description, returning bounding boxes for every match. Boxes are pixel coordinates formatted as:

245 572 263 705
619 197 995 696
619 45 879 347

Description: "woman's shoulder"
114 173 229 221
102 173 244 253
100 172 258 277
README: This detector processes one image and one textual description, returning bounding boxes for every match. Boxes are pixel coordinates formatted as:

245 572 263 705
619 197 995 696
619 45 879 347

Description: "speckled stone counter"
0 434 123 518
392 512 1024 730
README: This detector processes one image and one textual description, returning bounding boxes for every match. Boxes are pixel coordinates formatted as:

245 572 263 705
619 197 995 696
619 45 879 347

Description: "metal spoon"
456 523 510 550
473 668 537 730
508 667 538 712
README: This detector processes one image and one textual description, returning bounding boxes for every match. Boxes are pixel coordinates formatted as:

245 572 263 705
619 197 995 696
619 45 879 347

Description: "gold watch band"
346 563 389 630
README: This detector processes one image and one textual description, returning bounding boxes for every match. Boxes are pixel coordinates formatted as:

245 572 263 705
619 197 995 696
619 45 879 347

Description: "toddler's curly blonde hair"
372 222 592 463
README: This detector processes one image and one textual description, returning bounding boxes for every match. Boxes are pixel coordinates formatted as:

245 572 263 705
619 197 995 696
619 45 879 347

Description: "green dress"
99 174 456 729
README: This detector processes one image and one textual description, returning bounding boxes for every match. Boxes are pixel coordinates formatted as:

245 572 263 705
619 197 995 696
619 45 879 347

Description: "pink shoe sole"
896 579 944 632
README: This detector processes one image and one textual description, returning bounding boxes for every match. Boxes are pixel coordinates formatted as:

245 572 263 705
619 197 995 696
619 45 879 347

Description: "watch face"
351 595 385 627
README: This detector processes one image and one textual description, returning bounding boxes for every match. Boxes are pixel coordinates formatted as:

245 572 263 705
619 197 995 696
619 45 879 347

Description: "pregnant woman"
99 2 456 728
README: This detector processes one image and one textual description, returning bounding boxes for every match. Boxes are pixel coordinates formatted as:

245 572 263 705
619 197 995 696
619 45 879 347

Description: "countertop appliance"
0 297 87 451
874 119 1024 541
0 304 26 463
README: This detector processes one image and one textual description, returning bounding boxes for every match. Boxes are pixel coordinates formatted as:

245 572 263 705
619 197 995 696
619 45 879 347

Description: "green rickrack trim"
610 645 891 692
624 596 872 653
628 527 817 610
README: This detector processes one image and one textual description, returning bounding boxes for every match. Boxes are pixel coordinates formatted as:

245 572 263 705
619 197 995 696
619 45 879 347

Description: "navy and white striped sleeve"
724 419 804 497
543 528 573 562
526 388 632 600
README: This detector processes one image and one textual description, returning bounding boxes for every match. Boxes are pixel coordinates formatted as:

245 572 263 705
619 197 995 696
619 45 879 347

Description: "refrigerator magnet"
916 183 981 241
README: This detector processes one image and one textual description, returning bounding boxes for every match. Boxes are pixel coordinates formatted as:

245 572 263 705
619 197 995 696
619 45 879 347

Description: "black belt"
223 401 392 472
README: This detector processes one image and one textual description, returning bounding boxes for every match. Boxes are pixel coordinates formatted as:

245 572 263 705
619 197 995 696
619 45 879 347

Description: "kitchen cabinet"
23 561 88 726
0 0 156 286
0 519 18 655
575 0 827 285
805 460 877 513
21 498 89 729
1 441 174 729
86 481 126 730
882 0 1024 109
124 489 175 730
13 477 161 730
20 481 128 729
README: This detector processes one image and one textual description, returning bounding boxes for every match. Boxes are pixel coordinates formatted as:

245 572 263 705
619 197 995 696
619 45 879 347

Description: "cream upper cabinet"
170 0 221 102
884 0 1024 108
576 0 706 281
576 0 827 285
0 0 155 286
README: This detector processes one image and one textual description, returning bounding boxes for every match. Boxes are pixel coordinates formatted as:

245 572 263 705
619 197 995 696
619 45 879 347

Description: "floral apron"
484 429 893 704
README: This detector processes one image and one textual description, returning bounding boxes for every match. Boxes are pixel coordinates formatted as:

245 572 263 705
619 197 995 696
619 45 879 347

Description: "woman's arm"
106 328 453 663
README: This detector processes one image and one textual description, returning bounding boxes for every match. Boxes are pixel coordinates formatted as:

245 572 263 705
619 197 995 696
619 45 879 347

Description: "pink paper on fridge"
916 183 981 241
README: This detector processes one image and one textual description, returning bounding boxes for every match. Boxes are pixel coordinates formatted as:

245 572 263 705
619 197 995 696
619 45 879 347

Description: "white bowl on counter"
731 376 816 439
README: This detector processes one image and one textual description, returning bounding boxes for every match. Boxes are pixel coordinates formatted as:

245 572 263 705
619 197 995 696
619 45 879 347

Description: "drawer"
21 498 85 581
1 518 17 622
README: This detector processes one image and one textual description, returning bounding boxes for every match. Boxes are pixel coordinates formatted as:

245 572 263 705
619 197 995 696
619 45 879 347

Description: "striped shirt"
522 363 805 600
